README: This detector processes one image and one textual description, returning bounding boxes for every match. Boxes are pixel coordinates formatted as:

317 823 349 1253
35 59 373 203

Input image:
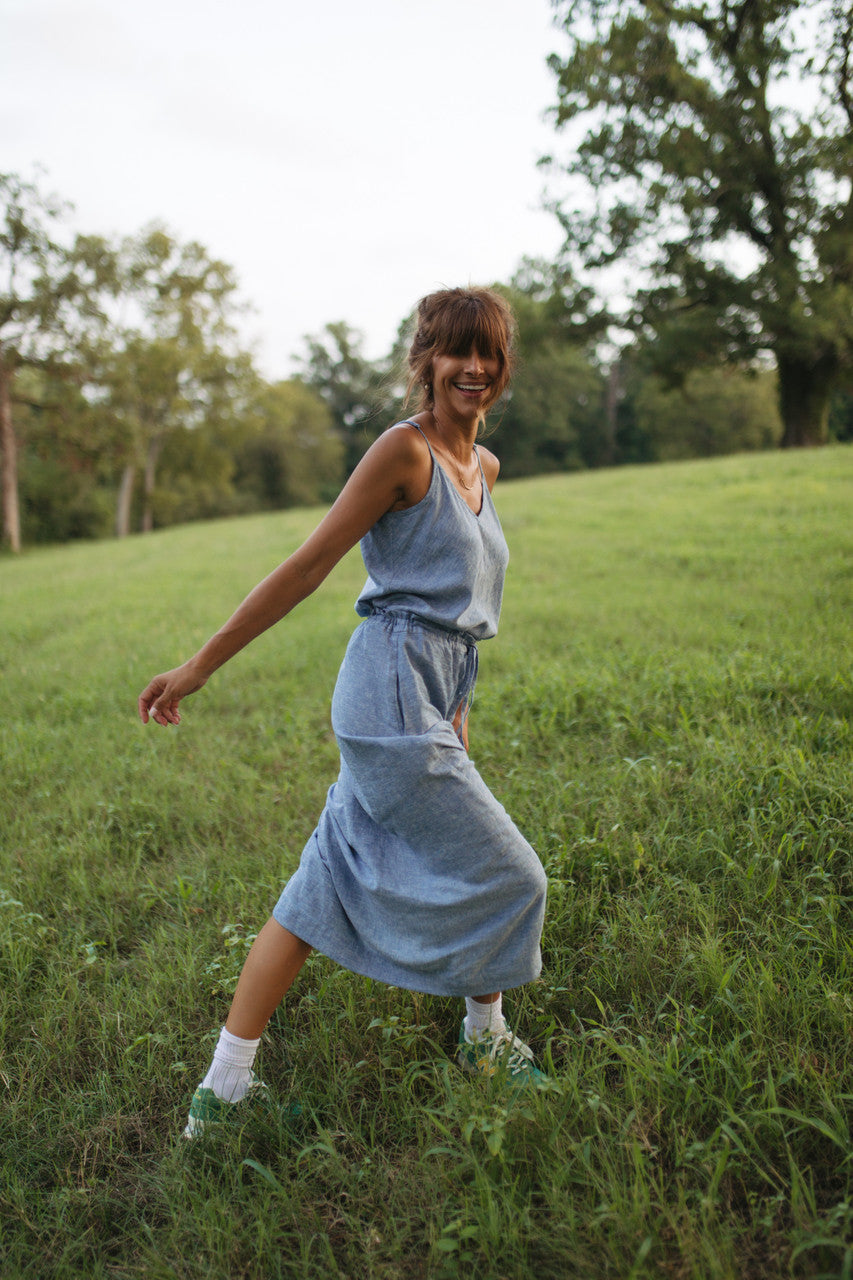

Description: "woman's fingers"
139 662 208 724
139 675 182 725
150 700 181 726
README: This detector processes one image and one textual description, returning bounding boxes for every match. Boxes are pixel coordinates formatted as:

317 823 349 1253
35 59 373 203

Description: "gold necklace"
450 452 476 490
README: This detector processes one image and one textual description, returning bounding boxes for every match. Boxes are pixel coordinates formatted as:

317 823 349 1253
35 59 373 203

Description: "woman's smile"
432 348 500 415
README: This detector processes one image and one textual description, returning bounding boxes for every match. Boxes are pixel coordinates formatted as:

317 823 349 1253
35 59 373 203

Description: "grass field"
1 446 851 1279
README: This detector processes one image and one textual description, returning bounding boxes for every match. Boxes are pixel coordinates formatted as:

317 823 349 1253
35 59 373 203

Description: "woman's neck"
429 407 479 460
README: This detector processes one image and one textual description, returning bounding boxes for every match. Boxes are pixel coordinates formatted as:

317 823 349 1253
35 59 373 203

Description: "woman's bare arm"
138 426 430 725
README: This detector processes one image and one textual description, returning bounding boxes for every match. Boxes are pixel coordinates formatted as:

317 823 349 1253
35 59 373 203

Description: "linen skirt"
272 609 546 996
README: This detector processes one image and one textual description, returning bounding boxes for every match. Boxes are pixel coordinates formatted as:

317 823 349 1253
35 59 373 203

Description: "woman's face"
431 347 501 419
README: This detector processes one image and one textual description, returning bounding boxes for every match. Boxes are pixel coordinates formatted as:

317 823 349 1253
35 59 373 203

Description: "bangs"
437 298 508 364
405 286 517 414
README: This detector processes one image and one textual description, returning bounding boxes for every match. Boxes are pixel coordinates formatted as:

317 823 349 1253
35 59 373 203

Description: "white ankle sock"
201 1026 261 1102
463 995 506 1042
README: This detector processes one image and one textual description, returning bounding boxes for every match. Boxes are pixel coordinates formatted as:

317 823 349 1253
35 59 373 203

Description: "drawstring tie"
458 642 479 744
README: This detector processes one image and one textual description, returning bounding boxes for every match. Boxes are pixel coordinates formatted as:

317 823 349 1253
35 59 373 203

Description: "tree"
491 262 608 474
627 361 782 459
100 226 249 535
544 0 853 446
0 172 114 551
14 365 114 543
229 379 344 511
294 322 387 472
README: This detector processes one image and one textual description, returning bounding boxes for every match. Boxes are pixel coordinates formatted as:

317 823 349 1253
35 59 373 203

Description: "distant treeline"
2 176 851 550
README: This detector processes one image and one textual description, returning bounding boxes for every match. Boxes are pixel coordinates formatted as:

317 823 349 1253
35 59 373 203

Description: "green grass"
1 446 851 1279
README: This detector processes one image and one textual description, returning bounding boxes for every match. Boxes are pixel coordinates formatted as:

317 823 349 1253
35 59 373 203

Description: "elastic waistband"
362 605 479 649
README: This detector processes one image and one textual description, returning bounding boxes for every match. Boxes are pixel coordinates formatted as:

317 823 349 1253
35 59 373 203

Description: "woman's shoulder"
358 419 433 511
383 417 431 449
359 419 430 465
374 419 434 472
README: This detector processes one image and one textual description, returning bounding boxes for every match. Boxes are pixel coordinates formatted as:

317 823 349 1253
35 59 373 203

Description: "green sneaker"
456 1023 549 1090
182 1075 300 1139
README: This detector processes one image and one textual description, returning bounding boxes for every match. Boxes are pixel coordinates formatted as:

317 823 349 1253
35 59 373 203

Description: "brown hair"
405 286 516 416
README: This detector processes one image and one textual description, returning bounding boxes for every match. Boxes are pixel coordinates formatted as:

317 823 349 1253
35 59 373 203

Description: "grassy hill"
1 447 851 1278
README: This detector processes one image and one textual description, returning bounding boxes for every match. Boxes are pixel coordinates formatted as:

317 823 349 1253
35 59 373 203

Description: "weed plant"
1 448 851 1278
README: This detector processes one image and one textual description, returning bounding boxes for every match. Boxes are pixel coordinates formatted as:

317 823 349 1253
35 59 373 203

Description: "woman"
139 287 548 1137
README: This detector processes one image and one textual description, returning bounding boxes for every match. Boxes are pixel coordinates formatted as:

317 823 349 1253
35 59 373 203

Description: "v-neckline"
401 418 485 517
432 452 484 518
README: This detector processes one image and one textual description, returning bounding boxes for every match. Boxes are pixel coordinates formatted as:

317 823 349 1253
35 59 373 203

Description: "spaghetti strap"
398 418 434 456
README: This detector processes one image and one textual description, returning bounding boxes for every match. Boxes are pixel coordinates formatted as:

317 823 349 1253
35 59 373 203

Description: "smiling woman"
406 286 516 413
403 287 516 499
138 285 550 1139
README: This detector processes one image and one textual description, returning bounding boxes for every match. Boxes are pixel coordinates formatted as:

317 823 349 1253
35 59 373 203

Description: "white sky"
2 0 568 379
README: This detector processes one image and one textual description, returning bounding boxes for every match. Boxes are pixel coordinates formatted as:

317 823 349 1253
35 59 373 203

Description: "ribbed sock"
200 1026 261 1102
463 995 506 1042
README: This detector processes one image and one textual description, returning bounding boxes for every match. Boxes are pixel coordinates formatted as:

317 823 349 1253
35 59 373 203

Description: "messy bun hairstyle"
406 287 516 416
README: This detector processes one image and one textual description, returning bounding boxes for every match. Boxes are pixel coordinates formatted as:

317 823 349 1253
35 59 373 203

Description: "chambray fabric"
355 427 507 640
272 423 546 996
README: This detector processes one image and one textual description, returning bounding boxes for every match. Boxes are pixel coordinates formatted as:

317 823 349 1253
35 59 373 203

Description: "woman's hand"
138 662 209 726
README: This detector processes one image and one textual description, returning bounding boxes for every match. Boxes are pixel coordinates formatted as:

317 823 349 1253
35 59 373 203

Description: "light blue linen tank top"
355 422 509 641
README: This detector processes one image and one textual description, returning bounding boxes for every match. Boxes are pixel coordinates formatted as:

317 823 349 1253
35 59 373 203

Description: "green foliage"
0 171 116 551
294 321 389 473
0 173 115 361
0 448 851 1276
4 146 849 553
13 367 115 542
204 922 259 996
150 422 239 526
545 0 853 446
628 362 783 459
18 450 113 543
96 226 251 535
2 197 346 543
829 387 853 442
493 264 609 474
495 263 783 470
497 338 604 473
229 378 344 510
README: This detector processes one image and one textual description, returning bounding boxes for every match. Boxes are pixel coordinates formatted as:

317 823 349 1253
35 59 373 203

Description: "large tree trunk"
115 464 135 538
776 351 835 448
0 353 21 554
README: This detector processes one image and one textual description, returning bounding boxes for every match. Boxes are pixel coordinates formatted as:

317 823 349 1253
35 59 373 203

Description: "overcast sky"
3 0 569 379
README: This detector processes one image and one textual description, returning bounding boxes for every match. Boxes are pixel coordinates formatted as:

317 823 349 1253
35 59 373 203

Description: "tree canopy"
492 262 609 473
294 321 388 473
0 172 114 550
2 150 845 551
99 226 251 536
544 0 853 445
